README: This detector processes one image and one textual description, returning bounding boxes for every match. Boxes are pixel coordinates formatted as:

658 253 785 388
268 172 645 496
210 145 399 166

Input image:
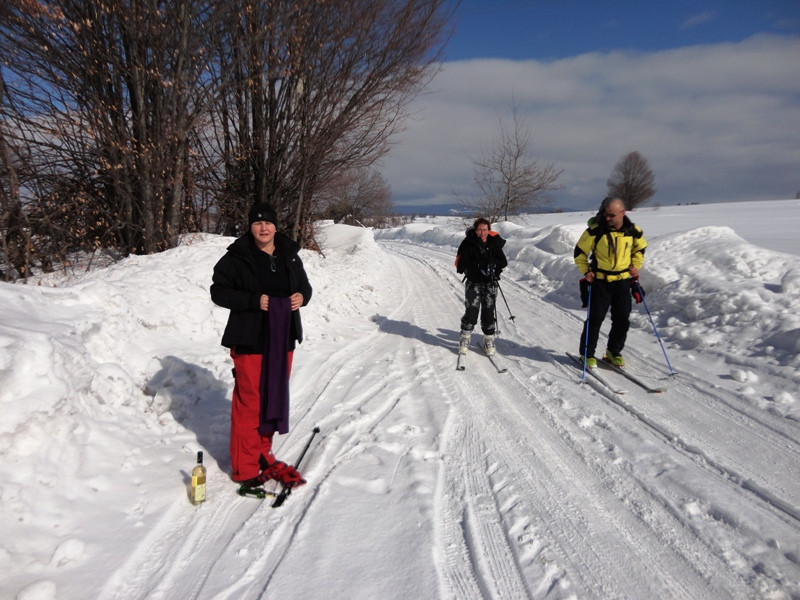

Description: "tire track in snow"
378 245 533 597
391 243 610 597
390 242 613 595
490 266 796 596
405 299 531 599
498 366 744 598
491 248 800 529
623 355 800 525
434 410 498 599
481 247 800 596
423 233 800 533
98 484 259 600
386 240 753 598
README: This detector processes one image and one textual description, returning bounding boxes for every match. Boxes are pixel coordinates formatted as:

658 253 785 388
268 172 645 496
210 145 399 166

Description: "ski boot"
603 350 625 367
458 329 471 355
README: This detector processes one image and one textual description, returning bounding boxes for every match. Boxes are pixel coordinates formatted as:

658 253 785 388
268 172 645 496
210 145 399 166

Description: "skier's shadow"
371 314 457 351
493 337 554 364
146 356 231 476
371 314 548 364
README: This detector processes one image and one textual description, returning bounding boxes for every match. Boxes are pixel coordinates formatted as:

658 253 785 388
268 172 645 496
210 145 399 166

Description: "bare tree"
204 0 454 243
0 72 30 280
464 104 561 222
1 0 454 274
319 168 392 227
607 151 656 210
1 0 222 262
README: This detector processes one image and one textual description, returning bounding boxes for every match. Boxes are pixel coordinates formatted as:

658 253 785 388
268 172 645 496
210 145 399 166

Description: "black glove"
579 278 590 308
631 277 644 304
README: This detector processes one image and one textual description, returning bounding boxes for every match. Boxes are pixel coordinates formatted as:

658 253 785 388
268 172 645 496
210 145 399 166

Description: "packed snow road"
367 240 800 599
55 220 799 600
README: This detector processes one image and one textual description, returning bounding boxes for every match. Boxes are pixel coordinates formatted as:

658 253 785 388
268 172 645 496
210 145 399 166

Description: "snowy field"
1 199 799 599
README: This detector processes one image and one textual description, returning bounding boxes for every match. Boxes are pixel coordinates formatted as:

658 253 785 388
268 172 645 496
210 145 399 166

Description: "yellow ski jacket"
574 216 647 281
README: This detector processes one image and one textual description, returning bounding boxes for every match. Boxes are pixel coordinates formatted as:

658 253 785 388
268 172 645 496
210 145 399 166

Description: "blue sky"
447 1 800 61
381 1 800 213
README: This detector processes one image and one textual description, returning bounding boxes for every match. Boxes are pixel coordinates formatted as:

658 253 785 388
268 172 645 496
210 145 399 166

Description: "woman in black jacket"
454 217 508 356
211 203 312 490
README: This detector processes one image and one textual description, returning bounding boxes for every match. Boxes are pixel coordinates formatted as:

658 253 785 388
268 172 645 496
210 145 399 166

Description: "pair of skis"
567 353 665 395
456 343 507 373
237 426 320 507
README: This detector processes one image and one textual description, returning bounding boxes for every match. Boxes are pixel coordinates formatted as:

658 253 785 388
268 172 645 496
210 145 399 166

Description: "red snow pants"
229 349 294 482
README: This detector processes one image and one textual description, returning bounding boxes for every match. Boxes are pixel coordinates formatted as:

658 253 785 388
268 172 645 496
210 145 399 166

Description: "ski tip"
271 491 289 508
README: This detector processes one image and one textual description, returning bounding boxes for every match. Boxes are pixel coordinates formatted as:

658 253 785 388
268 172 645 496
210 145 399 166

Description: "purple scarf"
258 296 292 435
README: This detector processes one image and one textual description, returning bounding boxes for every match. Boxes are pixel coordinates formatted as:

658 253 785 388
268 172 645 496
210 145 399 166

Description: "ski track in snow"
24 225 800 600
379 240 800 599
388 243 711 598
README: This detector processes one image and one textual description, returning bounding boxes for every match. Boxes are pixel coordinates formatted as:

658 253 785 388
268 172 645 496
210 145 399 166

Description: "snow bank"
377 204 800 368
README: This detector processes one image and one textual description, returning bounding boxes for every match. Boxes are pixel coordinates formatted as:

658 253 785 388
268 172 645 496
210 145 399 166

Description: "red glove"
631 277 644 304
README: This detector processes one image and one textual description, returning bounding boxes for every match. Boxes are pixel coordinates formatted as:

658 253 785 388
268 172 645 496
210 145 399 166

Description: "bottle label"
192 478 206 503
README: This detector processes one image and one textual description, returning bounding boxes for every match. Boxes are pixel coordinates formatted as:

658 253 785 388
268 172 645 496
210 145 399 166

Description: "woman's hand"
290 292 304 311
261 293 303 311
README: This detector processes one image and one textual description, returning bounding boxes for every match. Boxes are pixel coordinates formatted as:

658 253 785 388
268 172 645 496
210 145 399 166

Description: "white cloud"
681 10 717 30
381 34 800 211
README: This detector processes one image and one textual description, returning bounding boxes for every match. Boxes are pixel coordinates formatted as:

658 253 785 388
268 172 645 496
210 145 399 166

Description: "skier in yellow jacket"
574 197 647 367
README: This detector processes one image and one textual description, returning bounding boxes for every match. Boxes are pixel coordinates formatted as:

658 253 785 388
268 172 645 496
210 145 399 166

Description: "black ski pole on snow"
272 426 321 508
496 282 516 324
635 281 677 376
492 285 502 337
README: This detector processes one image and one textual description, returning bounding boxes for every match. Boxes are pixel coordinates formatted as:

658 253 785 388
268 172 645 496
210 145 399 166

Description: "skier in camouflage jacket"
454 218 508 355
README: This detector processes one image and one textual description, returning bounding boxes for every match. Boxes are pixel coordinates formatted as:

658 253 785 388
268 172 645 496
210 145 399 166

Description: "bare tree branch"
205 0 454 243
1 0 455 273
2 0 223 260
463 102 561 222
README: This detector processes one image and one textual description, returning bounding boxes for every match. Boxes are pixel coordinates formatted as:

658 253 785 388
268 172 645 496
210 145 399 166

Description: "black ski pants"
460 280 497 335
580 278 632 359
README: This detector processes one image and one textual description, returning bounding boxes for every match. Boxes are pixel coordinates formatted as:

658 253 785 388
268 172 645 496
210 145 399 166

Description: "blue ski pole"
581 283 592 381
636 280 677 376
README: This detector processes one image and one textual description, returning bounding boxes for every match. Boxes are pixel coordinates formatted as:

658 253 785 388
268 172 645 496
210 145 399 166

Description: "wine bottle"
190 451 207 505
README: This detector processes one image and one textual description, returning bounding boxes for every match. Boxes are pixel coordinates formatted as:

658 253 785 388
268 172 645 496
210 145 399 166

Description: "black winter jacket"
455 228 508 283
211 232 312 351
